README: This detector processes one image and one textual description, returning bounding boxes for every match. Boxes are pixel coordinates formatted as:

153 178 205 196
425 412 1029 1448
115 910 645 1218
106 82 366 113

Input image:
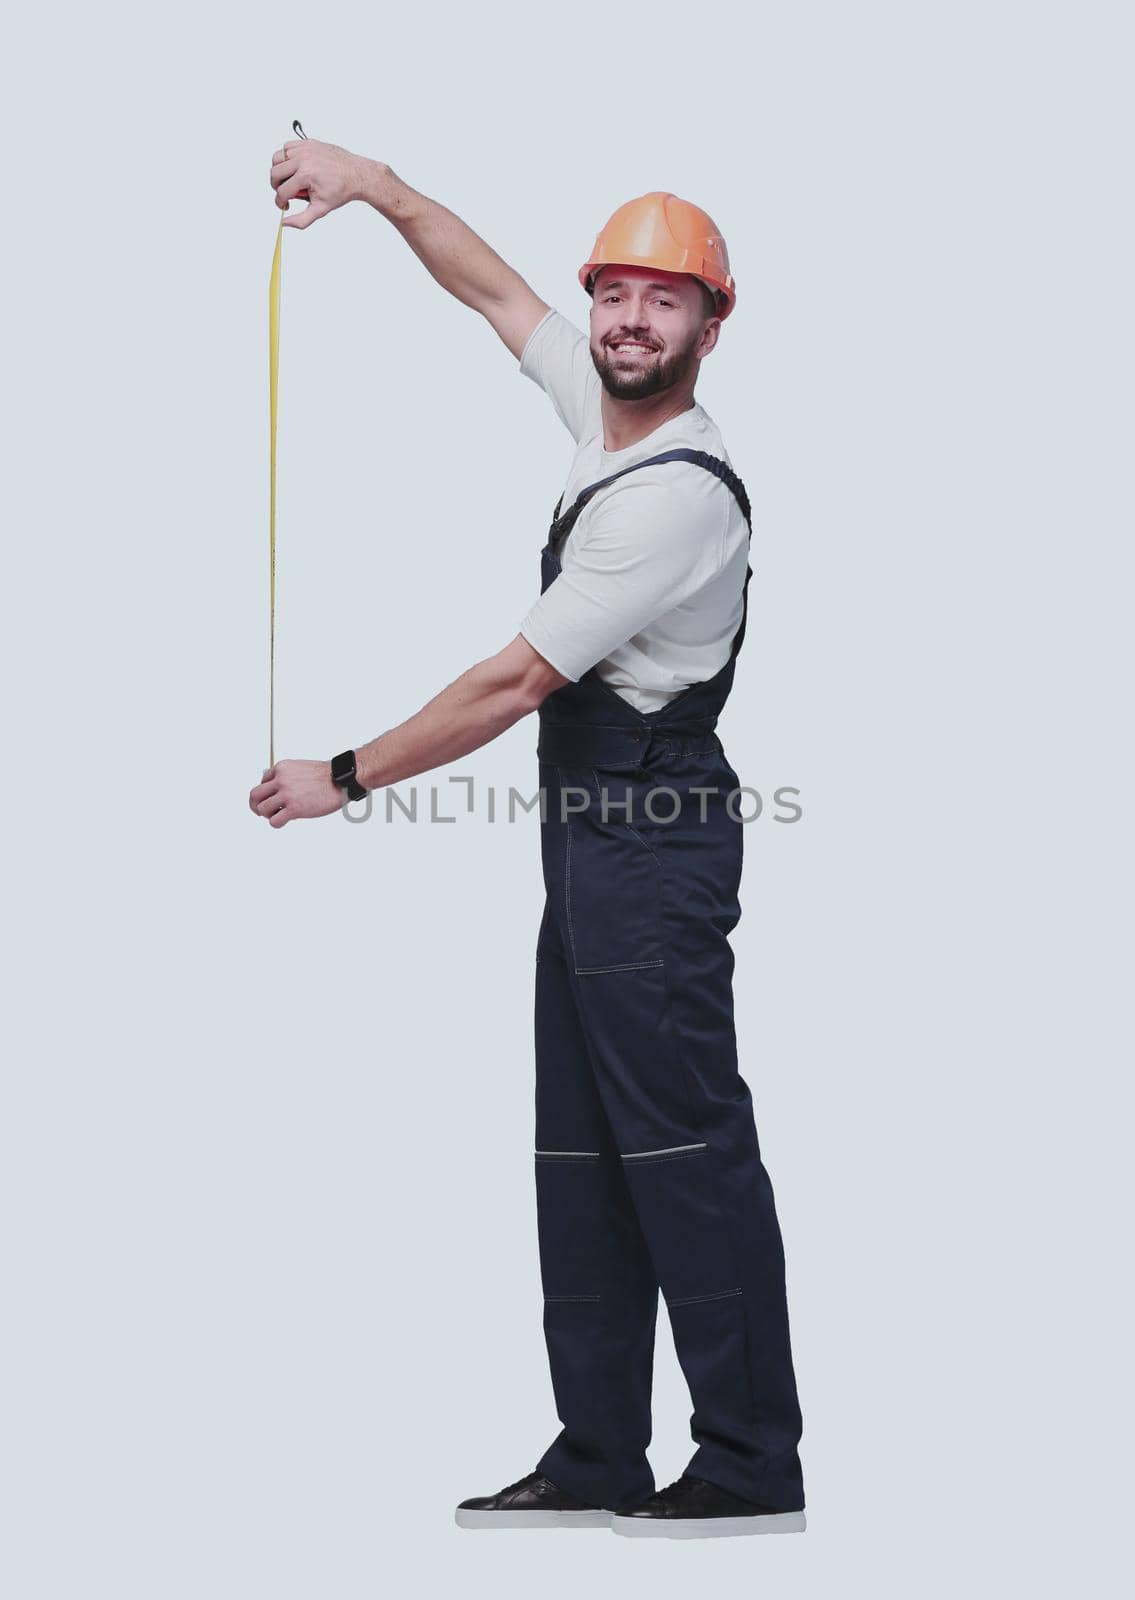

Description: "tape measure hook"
292 119 308 140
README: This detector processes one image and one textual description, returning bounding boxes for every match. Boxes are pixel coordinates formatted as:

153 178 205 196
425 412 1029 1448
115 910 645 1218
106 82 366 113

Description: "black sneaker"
611 1474 806 1539
455 1469 611 1529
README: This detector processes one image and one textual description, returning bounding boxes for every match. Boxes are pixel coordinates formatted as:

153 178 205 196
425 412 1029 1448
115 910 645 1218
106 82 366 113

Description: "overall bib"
531 449 805 1515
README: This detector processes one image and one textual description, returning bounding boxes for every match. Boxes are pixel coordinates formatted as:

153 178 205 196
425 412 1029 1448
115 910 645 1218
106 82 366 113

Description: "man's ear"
697 319 721 359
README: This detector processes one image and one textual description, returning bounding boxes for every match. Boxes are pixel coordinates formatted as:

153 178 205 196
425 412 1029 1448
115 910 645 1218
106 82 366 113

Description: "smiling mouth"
608 341 659 356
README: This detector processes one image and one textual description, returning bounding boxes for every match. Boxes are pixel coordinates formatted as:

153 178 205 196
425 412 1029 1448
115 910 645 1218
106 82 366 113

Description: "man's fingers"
269 156 300 188
249 780 279 812
282 199 330 231
273 171 310 204
269 806 292 828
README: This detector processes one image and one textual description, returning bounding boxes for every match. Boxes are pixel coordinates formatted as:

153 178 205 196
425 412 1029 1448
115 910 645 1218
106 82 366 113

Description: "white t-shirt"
518 308 750 713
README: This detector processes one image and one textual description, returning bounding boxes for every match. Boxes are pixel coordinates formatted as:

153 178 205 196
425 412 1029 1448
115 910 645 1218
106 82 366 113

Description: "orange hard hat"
579 191 736 320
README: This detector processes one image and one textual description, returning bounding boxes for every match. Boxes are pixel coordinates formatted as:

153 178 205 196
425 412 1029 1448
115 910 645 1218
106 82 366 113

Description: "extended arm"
353 632 566 789
270 139 550 359
248 634 569 827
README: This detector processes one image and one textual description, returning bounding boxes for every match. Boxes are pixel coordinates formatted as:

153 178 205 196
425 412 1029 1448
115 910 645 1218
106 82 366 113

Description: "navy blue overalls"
530 448 805 1515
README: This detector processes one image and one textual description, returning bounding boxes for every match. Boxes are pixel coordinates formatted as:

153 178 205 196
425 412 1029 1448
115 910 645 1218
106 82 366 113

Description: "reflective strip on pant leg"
667 1286 743 1309
621 1142 708 1163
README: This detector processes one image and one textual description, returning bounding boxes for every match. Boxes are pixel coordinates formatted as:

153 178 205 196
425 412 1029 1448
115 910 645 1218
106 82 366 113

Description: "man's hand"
248 760 345 828
270 138 379 230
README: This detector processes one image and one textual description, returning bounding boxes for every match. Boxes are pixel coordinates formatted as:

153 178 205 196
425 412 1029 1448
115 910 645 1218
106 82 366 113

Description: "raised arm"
270 138 550 359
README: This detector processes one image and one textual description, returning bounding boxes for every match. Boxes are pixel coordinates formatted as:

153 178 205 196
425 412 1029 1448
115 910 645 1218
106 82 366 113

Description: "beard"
590 333 700 400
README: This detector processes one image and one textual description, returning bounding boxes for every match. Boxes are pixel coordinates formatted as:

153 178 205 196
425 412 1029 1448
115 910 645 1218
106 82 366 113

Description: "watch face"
332 751 355 782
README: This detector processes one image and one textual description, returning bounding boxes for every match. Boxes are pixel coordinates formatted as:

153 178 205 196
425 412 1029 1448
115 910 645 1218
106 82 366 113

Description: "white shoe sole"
611 1509 806 1539
455 1507 612 1529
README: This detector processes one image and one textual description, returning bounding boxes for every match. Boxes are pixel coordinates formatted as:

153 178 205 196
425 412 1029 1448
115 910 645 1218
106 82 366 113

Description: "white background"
4 2 1131 1595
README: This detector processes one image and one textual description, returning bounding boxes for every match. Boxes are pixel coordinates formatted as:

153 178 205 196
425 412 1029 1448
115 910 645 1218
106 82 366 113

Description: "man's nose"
617 300 652 332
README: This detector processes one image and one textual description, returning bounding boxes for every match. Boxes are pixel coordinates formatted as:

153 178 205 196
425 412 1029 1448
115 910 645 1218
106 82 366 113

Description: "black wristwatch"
330 749 367 802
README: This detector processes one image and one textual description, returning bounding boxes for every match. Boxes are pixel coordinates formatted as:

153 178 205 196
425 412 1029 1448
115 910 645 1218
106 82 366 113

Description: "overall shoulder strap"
554 447 751 533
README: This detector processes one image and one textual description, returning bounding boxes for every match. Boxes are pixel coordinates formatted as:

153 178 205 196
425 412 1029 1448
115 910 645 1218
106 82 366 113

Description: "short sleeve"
519 309 601 444
518 474 729 682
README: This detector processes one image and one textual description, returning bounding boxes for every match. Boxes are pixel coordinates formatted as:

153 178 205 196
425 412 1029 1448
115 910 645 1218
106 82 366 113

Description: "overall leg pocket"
564 793 664 976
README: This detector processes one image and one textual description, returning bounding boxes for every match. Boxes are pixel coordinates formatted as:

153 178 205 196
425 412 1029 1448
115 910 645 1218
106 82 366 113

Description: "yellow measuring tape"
267 119 308 769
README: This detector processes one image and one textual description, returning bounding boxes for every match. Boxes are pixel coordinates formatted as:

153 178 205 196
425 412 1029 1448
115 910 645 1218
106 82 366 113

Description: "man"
250 138 806 1540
